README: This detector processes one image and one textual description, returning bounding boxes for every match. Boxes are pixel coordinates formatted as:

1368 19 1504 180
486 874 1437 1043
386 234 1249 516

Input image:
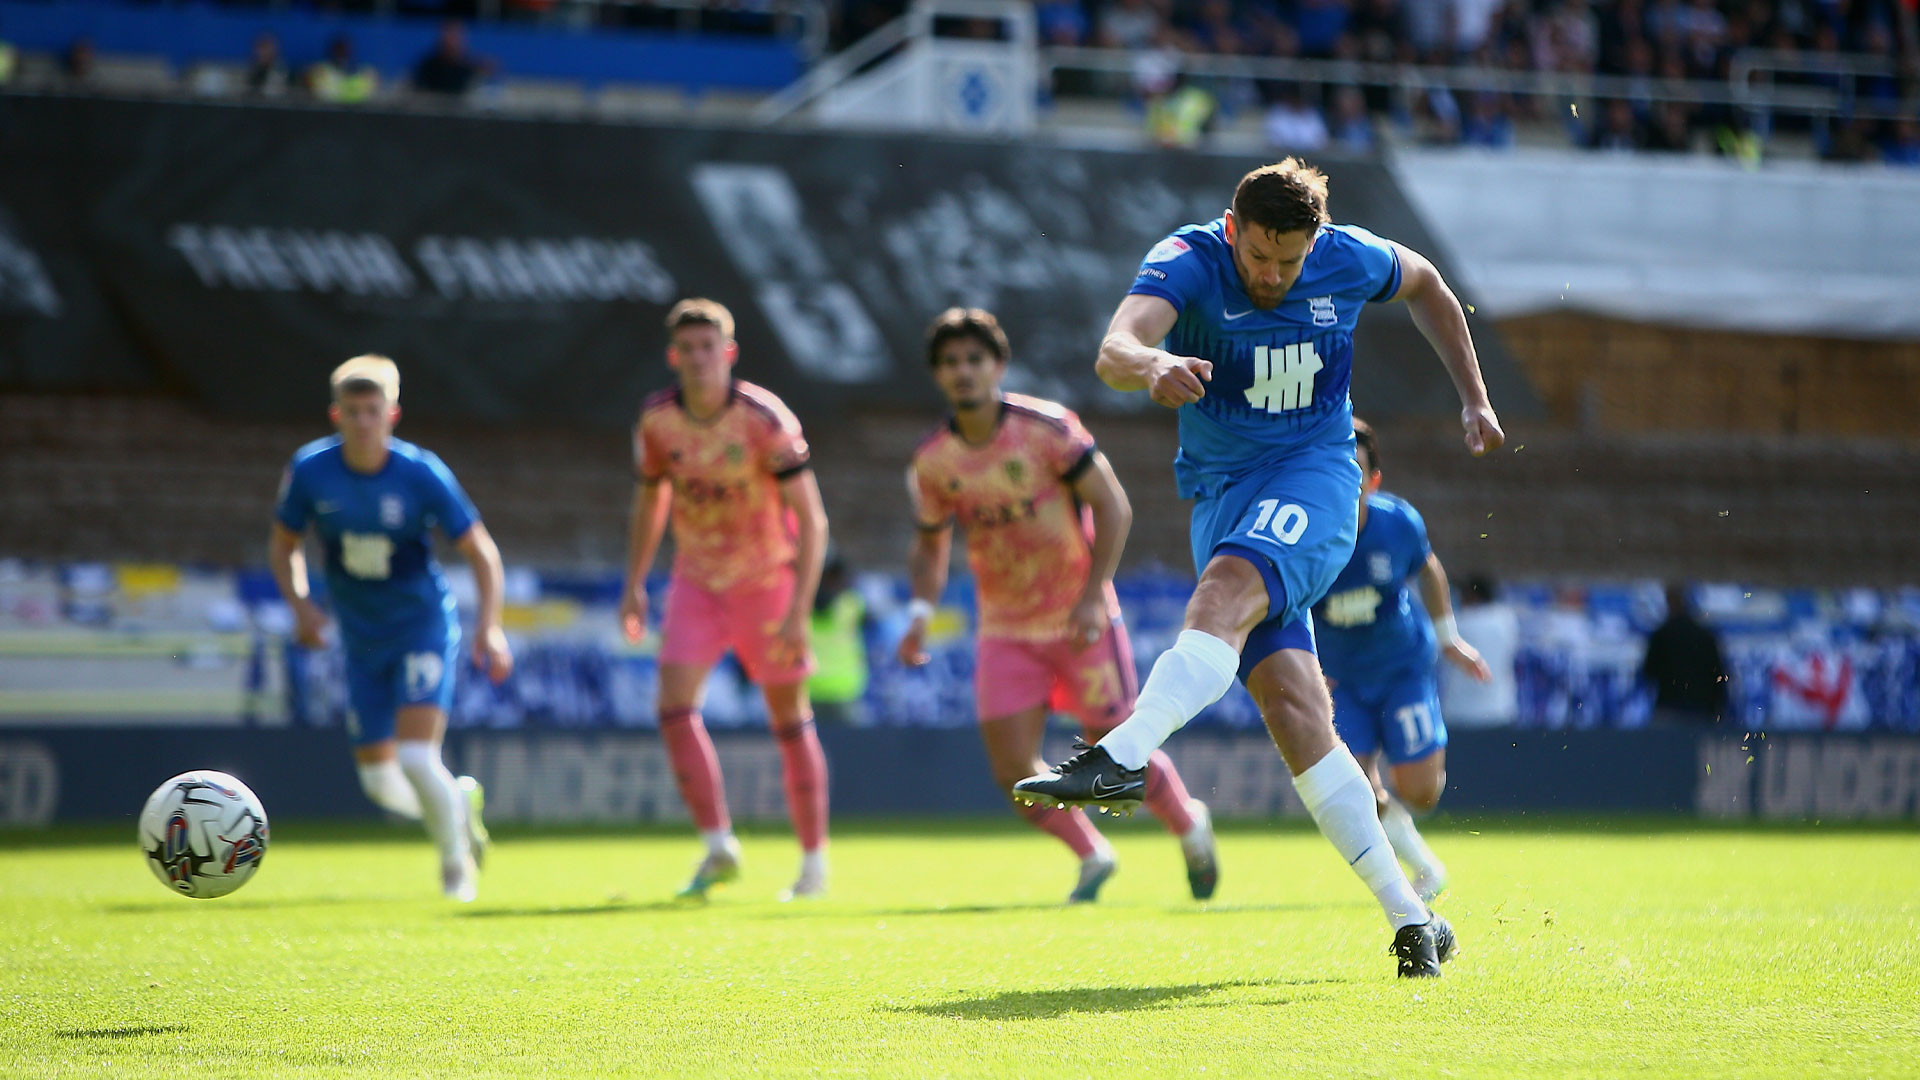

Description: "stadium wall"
4 728 1917 827
1499 312 1920 439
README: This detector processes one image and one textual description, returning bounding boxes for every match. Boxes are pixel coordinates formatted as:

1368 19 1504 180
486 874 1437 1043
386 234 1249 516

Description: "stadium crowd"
1 0 1914 156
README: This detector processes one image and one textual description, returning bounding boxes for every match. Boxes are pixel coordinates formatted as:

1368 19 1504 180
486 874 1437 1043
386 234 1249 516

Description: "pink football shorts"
975 621 1139 731
658 568 813 686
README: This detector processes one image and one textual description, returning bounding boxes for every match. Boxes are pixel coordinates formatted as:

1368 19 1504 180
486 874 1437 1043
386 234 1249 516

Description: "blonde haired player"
268 354 513 901
901 308 1218 903
621 300 832 901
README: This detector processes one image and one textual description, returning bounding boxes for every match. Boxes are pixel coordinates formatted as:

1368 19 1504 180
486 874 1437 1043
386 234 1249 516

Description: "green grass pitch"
4 818 1917 1078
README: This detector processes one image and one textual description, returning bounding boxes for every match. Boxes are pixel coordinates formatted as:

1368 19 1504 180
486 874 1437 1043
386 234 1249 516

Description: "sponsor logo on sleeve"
1144 237 1191 264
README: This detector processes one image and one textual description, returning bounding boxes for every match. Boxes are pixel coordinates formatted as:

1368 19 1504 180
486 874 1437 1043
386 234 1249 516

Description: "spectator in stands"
308 35 379 105
1098 0 1163 50
0 18 15 87
1823 114 1882 161
1329 85 1377 149
1146 73 1218 147
1416 81 1464 143
1461 91 1517 146
1453 0 1506 55
1535 0 1600 71
1293 0 1354 58
1441 575 1521 728
1588 97 1645 149
1036 0 1090 46
1263 82 1330 149
1640 584 1729 726
62 36 96 91
807 555 872 727
1882 116 1920 165
1645 99 1698 149
1599 0 1651 72
413 20 489 99
246 32 289 97
1715 110 1764 166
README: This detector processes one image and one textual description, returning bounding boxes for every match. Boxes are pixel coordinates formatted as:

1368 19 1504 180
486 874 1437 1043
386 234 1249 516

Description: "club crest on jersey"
1310 296 1338 327
1004 459 1025 485
1145 237 1191 264
380 495 404 529
1369 552 1394 583
725 443 745 465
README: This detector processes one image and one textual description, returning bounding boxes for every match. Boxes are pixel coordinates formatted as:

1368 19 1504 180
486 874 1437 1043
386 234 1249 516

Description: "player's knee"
1395 765 1445 813
1187 558 1269 643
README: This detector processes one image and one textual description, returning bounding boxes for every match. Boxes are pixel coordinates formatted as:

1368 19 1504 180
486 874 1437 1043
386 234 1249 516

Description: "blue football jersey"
274 436 479 647
1312 493 1435 685
1128 219 1402 497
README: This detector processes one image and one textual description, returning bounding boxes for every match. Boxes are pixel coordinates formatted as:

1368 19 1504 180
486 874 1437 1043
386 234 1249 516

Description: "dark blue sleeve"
1399 501 1433 579
1340 225 1403 303
273 460 310 533
1126 234 1211 317
421 452 479 541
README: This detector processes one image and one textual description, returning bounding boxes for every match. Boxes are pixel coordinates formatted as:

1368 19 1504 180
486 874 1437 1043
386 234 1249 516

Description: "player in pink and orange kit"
899 308 1219 903
620 299 832 901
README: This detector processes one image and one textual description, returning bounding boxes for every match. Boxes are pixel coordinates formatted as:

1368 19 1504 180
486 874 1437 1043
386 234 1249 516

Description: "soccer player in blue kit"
269 355 514 902
1015 159 1504 977
1316 419 1492 906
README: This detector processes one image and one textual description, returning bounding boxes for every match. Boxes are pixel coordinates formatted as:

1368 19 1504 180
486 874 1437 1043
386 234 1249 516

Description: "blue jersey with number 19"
1127 219 1401 498
273 436 478 648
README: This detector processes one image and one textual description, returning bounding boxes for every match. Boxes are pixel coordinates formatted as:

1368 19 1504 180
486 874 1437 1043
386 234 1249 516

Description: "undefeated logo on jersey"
1322 586 1382 628
1245 343 1324 413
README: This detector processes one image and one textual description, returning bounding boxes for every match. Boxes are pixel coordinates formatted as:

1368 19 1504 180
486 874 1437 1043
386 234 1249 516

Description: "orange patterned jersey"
635 380 811 592
908 394 1121 642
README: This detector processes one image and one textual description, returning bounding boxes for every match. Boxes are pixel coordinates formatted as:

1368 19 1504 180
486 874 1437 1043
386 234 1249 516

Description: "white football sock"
799 848 828 880
1381 796 1443 883
1097 630 1240 770
1292 747 1430 930
357 759 423 819
702 829 738 858
396 740 470 863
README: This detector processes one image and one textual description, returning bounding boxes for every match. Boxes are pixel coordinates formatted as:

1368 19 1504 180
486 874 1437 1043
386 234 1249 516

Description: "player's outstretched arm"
1097 294 1212 408
1389 243 1505 456
899 522 952 668
620 479 672 644
456 523 513 684
266 523 327 648
777 469 829 661
1067 451 1131 646
1418 552 1490 682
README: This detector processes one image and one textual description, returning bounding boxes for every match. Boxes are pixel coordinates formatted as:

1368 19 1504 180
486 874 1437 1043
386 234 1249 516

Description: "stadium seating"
7 393 1917 586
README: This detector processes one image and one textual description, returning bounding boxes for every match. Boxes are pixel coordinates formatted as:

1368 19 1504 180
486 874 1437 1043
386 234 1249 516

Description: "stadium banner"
0 94 1532 425
7 728 1919 827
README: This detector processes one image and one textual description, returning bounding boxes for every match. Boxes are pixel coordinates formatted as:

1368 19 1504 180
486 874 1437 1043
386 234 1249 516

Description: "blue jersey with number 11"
1127 219 1401 498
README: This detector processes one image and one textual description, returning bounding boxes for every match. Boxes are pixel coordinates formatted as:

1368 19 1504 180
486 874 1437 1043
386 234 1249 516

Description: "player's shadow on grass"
864 902 1064 917
1163 899 1374 915
458 899 698 918
889 979 1341 1020
55 1025 188 1039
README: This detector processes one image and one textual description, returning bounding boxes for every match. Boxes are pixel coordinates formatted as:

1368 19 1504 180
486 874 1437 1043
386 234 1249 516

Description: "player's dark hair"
1353 417 1380 474
667 297 735 341
924 307 1010 367
336 376 384 397
1232 158 1331 239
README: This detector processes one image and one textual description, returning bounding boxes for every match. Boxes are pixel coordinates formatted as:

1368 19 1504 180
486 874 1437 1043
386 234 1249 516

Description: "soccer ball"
138 771 270 899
